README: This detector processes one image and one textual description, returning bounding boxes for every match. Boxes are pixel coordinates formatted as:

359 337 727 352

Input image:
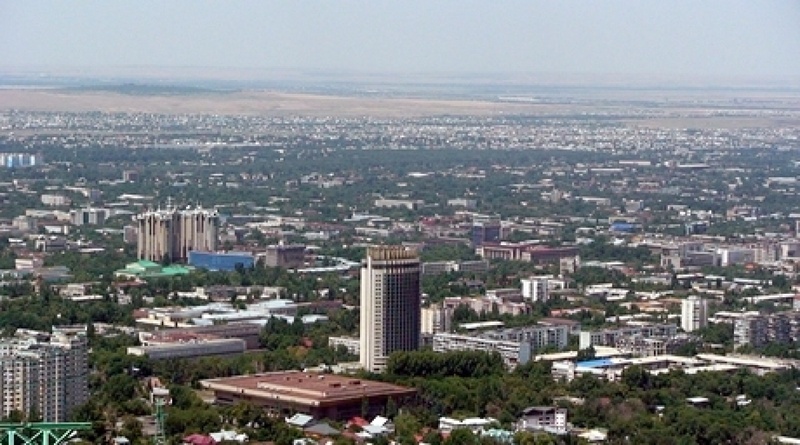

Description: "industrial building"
201 371 416 420
360 246 421 373
136 206 219 263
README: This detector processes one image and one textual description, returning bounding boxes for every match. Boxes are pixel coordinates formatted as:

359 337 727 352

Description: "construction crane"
152 387 170 445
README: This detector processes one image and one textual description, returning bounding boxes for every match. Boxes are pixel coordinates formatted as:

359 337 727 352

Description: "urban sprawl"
2 93 800 445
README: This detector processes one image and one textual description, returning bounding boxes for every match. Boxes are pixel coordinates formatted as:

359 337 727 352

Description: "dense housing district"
1 90 800 445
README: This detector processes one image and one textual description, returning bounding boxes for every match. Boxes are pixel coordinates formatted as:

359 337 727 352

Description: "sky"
1 1 799 83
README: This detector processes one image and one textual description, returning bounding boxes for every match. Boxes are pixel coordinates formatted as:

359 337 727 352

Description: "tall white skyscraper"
360 246 421 373
681 295 708 332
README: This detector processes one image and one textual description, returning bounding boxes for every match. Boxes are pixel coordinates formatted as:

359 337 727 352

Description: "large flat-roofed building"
136 206 219 263
128 338 246 360
201 371 416 420
189 251 255 272
360 246 422 372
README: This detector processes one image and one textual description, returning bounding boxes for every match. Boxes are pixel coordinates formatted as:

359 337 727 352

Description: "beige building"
136 207 219 262
360 246 421 372
0 330 88 422
263 244 306 269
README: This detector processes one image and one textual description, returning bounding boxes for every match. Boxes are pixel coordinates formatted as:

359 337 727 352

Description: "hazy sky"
1 1 799 81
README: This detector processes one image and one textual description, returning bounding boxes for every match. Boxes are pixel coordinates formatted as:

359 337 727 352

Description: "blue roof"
576 358 614 368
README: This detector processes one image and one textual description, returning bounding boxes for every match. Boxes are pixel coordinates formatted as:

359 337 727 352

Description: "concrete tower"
681 295 708 332
360 246 421 373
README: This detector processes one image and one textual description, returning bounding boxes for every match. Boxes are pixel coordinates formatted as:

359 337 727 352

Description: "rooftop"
201 371 415 405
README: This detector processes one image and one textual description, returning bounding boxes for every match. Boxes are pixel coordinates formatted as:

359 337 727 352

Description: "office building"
263 244 306 269
471 217 501 247
360 246 421 373
0 330 88 422
70 208 108 226
681 296 708 332
189 251 255 271
136 206 219 262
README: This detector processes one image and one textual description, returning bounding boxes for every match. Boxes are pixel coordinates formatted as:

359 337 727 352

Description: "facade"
681 296 708 332
733 314 785 349
0 153 41 168
201 372 416 420
420 304 453 335
328 336 361 356
70 208 108 226
521 276 550 302
579 324 678 349
432 325 569 369
517 406 568 434
477 242 579 265
189 251 255 272
136 207 219 262
360 246 421 373
432 333 532 369
263 244 306 269
0 330 88 422
471 218 502 247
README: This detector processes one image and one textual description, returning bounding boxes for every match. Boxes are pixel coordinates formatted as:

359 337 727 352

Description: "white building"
681 296 708 332
360 246 421 373
521 276 550 302
40 194 71 207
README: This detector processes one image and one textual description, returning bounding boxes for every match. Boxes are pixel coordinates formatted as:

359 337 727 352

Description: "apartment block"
0 330 88 422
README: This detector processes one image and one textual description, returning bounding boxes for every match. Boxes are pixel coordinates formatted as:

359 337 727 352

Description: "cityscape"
2 1 800 445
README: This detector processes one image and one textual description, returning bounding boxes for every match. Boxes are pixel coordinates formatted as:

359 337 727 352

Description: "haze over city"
2 1 800 86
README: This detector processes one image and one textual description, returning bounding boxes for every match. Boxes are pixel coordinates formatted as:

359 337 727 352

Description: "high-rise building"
136 207 219 262
0 329 88 422
471 217 501 247
521 276 550 302
360 246 421 373
681 296 708 332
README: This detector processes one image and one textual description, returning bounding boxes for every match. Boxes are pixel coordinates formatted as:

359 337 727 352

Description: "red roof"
183 434 216 445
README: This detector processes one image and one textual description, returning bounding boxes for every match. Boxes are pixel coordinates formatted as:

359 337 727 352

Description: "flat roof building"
201 371 416 421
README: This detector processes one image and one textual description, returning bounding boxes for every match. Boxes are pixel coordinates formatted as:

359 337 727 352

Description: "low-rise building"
201 372 416 421
517 406 568 434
